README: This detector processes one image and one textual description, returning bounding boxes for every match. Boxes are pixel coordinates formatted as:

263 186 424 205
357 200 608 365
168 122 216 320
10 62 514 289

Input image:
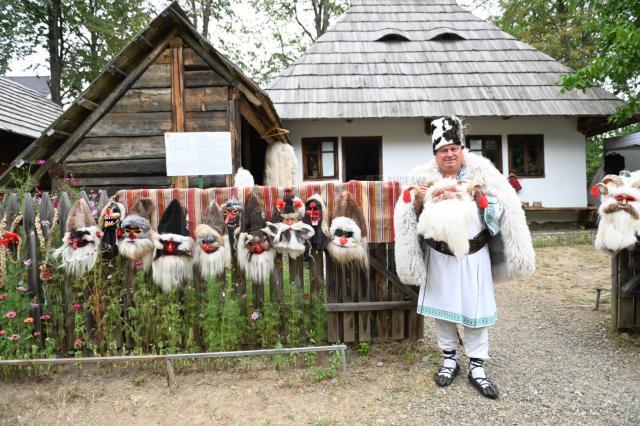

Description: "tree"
178 0 234 40
492 0 596 70
0 0 150 104
560 0 640 124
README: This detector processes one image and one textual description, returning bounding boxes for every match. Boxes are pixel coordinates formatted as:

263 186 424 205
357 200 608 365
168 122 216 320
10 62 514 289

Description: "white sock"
439 350 457 377
470 358 489 386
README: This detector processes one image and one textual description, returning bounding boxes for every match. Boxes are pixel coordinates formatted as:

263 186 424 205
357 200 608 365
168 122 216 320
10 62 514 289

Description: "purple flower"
4 311 16 319
36 159 46 166
72 303 81 311
40 314 51 321
74 338 82 347
70 179 79 187
31 303 40 309
17 286 27 293
0 293 8 301
9 334 20 341
23 258 32 267
0 330 6 335
250 311 260 321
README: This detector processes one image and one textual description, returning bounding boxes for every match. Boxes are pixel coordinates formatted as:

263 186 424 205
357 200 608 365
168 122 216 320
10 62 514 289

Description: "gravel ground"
397 282 640 425
1 245 640 425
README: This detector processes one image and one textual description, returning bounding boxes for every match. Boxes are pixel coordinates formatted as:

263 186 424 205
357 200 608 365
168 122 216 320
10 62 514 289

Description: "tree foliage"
177 0 234 39
560 0 640 124
0 0 150 104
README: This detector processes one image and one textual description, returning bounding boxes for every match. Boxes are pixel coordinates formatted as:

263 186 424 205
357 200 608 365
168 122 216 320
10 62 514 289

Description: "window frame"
465 135 503 173
301 137 339 181
508 134 545 178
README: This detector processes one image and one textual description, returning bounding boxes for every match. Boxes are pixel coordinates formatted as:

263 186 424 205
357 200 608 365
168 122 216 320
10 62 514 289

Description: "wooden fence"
610 249 640 331
0 189 423 354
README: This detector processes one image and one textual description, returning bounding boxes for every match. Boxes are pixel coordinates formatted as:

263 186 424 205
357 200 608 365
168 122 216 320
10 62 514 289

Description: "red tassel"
477 194 489 209
276 200 285 209
96 231 103 238
116 229 123 239
591 184 599 197
294 200 303 209
402 189 412 203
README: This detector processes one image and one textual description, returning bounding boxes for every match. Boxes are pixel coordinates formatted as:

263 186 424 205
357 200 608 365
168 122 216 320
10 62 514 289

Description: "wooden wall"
65 42 236 192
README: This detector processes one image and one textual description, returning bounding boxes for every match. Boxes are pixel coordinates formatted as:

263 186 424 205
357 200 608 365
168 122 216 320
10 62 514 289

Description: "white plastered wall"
283 116 587 208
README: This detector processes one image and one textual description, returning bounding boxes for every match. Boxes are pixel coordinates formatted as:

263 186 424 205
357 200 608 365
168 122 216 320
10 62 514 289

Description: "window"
376 34 410 42
430 32 465 41
508 135 544 177
302 137 338 180
465 135 502 173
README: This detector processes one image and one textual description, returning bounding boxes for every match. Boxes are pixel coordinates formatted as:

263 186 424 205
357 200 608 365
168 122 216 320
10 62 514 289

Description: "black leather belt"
424 229 490 256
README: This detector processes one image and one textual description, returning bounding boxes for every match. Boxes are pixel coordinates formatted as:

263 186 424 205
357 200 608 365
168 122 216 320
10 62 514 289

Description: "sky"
6 1 499 78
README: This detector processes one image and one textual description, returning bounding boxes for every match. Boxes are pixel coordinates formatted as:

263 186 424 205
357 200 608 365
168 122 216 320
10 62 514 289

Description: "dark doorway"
342 137 382 181
241 118 266 185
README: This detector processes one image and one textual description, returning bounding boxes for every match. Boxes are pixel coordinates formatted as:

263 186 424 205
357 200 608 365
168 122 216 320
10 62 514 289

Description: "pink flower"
5 311 16 319
70 180 79 187
36 159 46 165
71 303 81 311
74 338 82 347
33 331 41 337
250 311 260 321
0 330 6 335
0 293 8 300
134 259 143 270
31 303 40 308
40 314 51 321
9 334 20 341
16 286 27 293
23 258 32 267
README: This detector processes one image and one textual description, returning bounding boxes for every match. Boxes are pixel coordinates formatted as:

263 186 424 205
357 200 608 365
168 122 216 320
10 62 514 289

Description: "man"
394 116 535 399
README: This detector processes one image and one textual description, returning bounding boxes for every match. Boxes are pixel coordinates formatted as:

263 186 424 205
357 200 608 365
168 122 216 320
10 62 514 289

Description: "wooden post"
372 244 390 339
358 248 371 342
170 35 188 189
388 243 405 340
326 256 341 342
289 255 305 308
340 264 356 343
309 249 324 301
270 254 284 303
229 88 241 176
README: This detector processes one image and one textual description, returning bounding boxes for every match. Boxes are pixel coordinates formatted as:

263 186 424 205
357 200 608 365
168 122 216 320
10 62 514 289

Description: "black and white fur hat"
431 116 465 154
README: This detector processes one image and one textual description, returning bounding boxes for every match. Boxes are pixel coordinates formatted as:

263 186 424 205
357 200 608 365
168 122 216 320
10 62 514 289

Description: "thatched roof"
0 77 62 138
267 0 623 131
0 2 285 187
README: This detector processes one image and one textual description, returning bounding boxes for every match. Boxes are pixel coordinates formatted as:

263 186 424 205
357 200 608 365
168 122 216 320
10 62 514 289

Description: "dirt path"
1 245 640 425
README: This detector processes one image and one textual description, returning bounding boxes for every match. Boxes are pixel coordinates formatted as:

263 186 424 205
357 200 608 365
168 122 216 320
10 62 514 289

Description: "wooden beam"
229 88 241 174
324 301 416 312
177 29 238 86
170 35 189 189
45 128 72 138
106 64 127 79
369 256 419 302
76 98 99 111
239 98 275 144
31 27 178 185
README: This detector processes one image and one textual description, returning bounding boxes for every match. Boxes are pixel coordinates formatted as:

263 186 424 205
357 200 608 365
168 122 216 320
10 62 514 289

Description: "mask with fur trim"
54 199 102 277
152 200 194 293
237 230 275 282
327 192 368 269
117 215 155 272
268 194 314 258
594 174 640 253
302 194 329 250
416 178 482 258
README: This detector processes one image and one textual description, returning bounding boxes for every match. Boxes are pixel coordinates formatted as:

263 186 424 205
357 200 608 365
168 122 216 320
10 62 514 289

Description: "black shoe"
433 363 460 387
467 371 500 399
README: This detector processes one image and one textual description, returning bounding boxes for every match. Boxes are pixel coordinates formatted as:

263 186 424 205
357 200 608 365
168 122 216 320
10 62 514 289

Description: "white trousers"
435 319 489 360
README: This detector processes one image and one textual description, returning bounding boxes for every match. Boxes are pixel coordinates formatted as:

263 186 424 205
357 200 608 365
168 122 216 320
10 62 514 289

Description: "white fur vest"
394 150 536 285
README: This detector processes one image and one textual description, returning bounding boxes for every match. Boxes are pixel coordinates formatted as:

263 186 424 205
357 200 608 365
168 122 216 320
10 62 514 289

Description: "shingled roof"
0 77 62 138
267 0 623 130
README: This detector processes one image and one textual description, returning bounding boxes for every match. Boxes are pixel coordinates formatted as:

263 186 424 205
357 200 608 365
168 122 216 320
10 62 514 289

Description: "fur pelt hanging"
236 195 275 281
394 150 535 285
267 194 314 258
593 174 640 253
303 193 329 250
54 198 102 277
264 142 297 186
152 199 194 293
327 191 369 269
195 200 229 279
98 200 126 260
117 198 156 272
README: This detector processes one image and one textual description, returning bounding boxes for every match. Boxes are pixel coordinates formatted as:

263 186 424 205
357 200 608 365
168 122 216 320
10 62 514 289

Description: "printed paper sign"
164 132 232 176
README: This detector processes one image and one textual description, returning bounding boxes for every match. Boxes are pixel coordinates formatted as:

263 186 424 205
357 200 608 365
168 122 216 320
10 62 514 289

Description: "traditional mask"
267 194 314 258
98 200 126 260
54 198 102 277
303 194 329 250
416 178 484 258
237 196 275 282
327 192 368 269
152 199 194 293
195 200 229 279
594 174 640 253
117 199 156 272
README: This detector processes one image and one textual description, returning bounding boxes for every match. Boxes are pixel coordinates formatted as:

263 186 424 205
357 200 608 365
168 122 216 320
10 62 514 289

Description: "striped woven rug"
114 180 400 244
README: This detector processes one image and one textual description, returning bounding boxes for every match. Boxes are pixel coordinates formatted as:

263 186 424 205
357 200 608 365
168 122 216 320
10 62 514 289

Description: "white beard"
236 233 275 282
195 245 227 279
327 238 369 269
268 221 314 259
152 255 194 293
53 227 101 277
417 196 480 258
117 237 155 272
595 206 640 253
